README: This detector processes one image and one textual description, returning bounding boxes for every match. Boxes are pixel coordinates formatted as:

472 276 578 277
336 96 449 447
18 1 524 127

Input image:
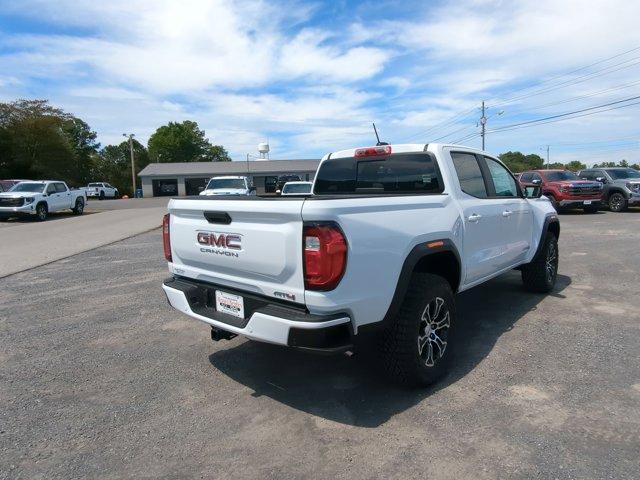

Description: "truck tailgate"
167 197 306 303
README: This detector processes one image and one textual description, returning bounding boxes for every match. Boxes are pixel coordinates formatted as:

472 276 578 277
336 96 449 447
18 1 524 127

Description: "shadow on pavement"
208 271 571 427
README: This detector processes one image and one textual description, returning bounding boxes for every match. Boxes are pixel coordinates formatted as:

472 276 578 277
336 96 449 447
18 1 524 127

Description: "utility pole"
480 101 487 150
123 133 136 195
546 145 550 169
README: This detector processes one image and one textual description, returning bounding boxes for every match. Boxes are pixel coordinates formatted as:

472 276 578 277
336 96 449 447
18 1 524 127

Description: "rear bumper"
162 277 353 353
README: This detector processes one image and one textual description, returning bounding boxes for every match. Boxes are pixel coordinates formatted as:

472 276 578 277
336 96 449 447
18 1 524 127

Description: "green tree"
565 160 586 172
148 120 231 162
498 151 544 172
94 139 150 196
0 99 99 186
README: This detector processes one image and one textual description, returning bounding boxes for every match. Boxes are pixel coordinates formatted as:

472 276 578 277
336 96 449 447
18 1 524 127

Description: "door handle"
467 213 482 223
502 210 513 217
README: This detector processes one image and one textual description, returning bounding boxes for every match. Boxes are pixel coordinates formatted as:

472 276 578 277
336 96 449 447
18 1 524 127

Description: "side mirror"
531 179 541 185
523 185 542 199
595 177 606 183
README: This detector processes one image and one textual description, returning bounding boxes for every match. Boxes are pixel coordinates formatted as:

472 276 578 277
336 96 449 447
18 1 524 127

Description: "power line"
488 45 640 104
400 106 477 142
488 94 640 132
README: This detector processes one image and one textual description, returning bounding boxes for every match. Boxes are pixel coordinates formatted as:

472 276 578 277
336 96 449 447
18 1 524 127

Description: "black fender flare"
531 215 560 260
605 187 629 200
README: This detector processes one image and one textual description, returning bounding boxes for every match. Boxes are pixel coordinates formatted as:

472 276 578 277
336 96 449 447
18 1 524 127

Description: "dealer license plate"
584 200 592 205
215 291 245 319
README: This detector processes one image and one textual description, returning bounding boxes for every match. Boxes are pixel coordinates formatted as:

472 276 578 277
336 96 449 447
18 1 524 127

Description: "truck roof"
325 143 487 160
209 176 248 180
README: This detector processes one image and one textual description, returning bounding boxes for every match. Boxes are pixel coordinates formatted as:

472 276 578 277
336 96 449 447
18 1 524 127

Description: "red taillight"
354 145 392 158
303 223 347 291
163 213 172 262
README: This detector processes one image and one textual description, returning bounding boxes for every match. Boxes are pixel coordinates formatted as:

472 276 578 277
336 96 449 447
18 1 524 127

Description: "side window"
451 152 488 198
580 171 595 180
46 184 57 194
485 158 518 197
520 172 533 183
532 173 542 183
55 183 67 193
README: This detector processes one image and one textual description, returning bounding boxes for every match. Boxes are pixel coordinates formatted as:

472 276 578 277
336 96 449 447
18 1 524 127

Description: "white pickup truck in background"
162 143 559 386
0 180 87 221
199 176 256 196
86 182 118 199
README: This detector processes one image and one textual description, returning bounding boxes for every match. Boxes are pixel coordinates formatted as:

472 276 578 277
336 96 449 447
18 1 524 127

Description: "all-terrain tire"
380 273 456 387
99 191 105 200
521 232 558 293
72 198 84 215
547 194 560 212
608 192 627 212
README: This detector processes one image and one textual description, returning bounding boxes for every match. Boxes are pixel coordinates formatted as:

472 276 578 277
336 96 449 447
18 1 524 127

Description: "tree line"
0 99 230 196
2 99 637 196
498 151 639 173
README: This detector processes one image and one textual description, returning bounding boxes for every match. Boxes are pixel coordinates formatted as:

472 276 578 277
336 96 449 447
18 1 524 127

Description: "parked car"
161 143 559 386
280 181 313 196
0 180 87 221
519 169 602 213
0 180 30 192
86 182 118 200
199 176 256 196
577 167 640 212
275 175 302 194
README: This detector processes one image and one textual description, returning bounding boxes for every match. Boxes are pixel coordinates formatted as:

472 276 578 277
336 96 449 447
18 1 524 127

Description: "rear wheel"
608 192 627 212
35 203 48 221
99 191 105 200
381 273 455 387
521 232 558 293
72 198 84 215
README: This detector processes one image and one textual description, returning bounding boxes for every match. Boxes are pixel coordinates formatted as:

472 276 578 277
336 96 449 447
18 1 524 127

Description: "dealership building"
138 159 320 197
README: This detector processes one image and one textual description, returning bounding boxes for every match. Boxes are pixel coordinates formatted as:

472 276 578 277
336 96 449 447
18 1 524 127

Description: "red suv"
519 170 602 213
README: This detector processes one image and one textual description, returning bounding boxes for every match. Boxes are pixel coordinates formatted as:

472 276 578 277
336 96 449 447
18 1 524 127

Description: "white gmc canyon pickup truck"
162 143 559 386
0 180 87 221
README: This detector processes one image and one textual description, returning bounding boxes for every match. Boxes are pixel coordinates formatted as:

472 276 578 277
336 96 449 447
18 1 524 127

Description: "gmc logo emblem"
197 232 242 250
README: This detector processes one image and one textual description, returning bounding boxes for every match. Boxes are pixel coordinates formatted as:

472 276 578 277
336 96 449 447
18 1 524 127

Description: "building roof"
138 159 320 177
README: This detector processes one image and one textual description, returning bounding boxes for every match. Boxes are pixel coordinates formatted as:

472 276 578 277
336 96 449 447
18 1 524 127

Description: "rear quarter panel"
302 194 461 330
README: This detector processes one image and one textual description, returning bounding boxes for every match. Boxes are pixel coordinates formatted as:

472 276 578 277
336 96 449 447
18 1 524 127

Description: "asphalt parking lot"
1 211 639 479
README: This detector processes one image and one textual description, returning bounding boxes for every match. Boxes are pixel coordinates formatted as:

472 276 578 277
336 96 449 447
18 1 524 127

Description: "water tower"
257 142 270 159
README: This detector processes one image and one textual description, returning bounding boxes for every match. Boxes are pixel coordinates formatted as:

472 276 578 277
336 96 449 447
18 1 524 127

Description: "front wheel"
35 203 48 221
608 192 627 212
99 191 105 200
72 198 84 215
380 273 456 387
521 232 558 293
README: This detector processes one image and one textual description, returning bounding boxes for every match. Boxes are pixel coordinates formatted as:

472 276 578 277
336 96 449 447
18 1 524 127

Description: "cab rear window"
314 153 443 195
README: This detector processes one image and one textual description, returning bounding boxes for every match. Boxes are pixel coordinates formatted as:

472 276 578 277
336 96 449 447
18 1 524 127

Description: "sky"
1 0 640 166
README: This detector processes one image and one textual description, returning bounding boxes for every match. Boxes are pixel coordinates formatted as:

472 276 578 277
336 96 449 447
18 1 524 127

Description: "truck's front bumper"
162 277 353 353
0 204 36 217
558 199 601 208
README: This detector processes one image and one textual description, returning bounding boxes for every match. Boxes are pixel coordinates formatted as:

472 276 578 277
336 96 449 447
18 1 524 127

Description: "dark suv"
578 168 640 212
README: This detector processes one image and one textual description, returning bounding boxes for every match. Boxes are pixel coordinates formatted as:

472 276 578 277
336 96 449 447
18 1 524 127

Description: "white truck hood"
199 188 248 196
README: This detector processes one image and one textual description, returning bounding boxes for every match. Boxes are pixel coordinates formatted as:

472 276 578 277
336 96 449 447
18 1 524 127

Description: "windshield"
9 182 45 193
206 178 246 190
608 169 640 180
283 183 312 194
545 171 578 181
88 183 102 187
